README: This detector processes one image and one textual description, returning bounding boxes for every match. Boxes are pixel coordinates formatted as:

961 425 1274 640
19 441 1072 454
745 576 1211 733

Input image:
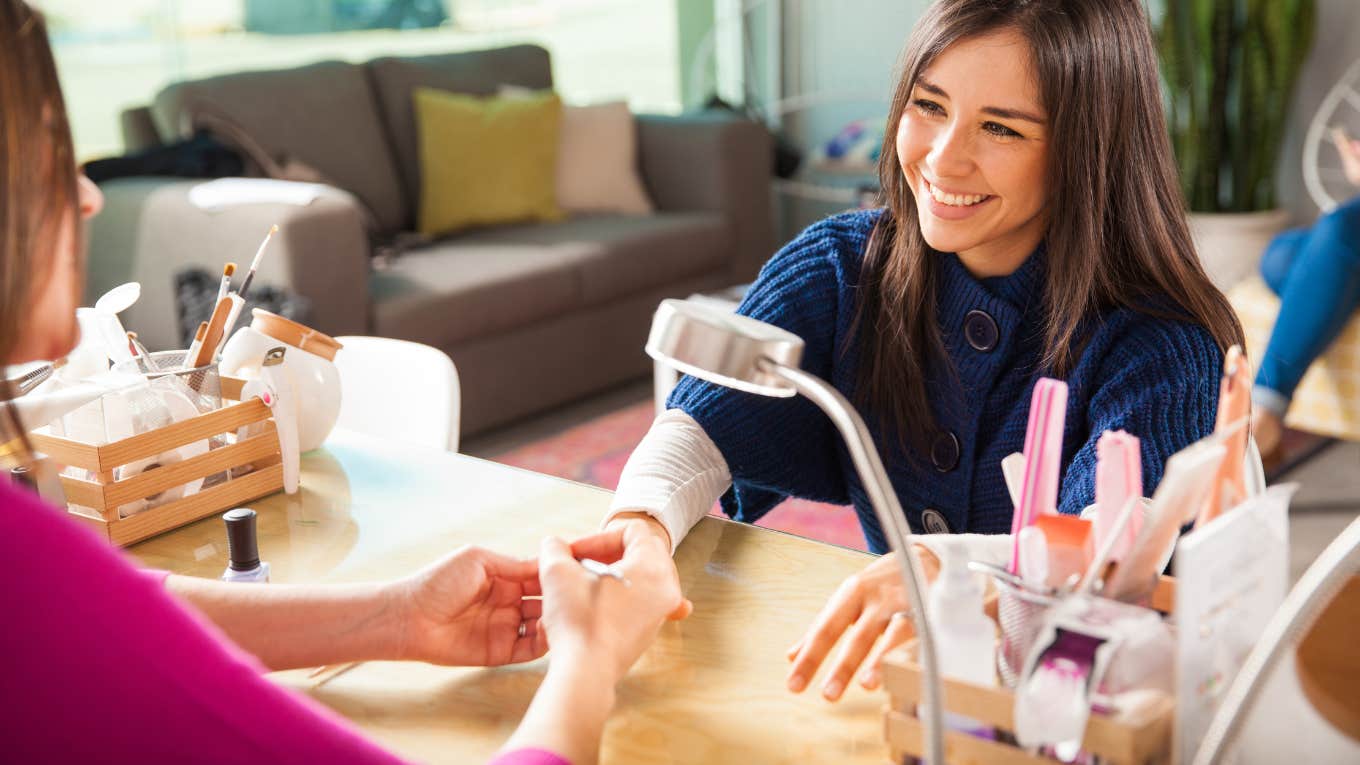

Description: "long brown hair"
0 1 80 457
855 0 1243 450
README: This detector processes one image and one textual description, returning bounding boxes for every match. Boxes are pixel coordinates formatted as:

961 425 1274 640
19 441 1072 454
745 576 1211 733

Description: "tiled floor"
466 380 1360 579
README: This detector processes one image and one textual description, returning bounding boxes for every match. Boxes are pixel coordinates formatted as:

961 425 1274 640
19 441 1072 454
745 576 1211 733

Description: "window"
44 0 682 160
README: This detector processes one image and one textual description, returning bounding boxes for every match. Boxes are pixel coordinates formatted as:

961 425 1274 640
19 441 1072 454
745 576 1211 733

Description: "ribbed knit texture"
669 209 1223 554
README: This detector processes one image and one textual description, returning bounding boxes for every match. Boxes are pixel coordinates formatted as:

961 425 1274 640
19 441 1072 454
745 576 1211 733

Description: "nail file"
1010 378 1069 574
1194 345 1251 529
1001 452 1026 509
1104 431 1229 602
1095 430 1142 562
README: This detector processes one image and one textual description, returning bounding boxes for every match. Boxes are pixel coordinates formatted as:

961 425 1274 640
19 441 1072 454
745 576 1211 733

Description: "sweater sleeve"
1057 319 1223 515
667 216 859 524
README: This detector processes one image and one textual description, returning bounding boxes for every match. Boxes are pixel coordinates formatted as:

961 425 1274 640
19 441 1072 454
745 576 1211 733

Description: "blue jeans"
1254 194 1360 414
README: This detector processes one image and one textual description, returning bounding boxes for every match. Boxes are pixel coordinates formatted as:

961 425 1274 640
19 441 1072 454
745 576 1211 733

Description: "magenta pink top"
0 478 568 765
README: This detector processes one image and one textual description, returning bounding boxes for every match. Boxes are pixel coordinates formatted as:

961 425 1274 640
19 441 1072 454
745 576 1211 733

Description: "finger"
508 620 548 663
820 610 892 701
520 574 543 597
858 613 916 690
666 597 693 621
786 636 804 661
520 598 543 621
568 528 626 564
479 550 539 582
786 586 863 693
539 536 577 570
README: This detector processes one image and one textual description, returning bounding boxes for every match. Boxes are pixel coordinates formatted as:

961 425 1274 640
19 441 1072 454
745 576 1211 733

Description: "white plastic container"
929 539 998 687
220 309 343 452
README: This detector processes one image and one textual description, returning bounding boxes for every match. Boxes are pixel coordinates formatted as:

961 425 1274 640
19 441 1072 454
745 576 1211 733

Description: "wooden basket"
881 576 1177 765
29 377 284 546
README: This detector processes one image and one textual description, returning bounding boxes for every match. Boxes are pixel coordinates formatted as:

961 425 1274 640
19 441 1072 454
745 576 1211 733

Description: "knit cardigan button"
921 509 951 534
964 309 999 352
930 431 960 472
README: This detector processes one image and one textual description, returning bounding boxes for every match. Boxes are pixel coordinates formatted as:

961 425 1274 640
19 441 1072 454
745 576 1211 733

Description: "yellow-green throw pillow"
414 87 564 236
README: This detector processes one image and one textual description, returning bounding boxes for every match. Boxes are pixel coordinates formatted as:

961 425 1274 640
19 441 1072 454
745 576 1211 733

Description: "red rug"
492 401 868 550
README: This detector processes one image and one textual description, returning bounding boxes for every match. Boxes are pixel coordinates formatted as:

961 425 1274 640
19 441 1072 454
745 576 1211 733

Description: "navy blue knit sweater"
668 209 1223 554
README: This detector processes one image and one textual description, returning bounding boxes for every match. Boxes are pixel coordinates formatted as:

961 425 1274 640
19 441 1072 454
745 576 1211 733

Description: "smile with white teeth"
926 180 990 207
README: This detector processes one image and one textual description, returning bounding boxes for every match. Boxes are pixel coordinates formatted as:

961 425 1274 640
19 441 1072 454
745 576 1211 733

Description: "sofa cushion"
414 88 564 236
367 45 553 226
152 61 408 235
371 212 731 347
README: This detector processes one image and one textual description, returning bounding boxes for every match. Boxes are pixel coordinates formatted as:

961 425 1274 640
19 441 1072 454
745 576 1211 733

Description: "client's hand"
786 547 940 701
538 530 688 683
394 545 548 667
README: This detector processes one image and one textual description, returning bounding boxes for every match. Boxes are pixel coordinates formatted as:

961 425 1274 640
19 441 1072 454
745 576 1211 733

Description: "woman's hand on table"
394 545 548 667
785 546 941 702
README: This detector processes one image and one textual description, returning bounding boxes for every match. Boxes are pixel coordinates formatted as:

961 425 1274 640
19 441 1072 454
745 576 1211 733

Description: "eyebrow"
914 77 1047 124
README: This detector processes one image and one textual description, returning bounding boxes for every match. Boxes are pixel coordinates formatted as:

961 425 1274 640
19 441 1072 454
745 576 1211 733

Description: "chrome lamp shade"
645 298 946 765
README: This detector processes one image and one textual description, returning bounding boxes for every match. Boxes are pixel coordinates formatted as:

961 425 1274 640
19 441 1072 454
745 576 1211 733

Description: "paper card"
1172 483 1296 764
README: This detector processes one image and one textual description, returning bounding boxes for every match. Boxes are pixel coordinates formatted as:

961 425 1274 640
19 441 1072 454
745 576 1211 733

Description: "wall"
1274 0 1360 222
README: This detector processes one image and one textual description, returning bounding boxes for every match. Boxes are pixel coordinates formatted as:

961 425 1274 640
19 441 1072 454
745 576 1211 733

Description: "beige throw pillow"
556 101 654 215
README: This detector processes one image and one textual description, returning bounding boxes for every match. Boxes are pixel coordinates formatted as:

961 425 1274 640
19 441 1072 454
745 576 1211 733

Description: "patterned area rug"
492 401 868 551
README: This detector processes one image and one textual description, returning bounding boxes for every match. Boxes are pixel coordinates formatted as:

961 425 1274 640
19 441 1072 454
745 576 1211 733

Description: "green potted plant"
1155 0 1316 288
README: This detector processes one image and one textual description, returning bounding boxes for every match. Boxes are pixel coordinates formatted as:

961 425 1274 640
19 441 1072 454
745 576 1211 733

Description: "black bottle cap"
10 465 36 492
223 508 261 571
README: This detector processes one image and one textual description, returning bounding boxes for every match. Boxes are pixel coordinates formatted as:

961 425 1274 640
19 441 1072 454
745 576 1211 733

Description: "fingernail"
787 674 806 693
860 669 879 688
822 679 843 700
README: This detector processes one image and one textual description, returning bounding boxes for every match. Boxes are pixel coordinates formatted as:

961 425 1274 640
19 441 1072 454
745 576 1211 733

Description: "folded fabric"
415 88 563 236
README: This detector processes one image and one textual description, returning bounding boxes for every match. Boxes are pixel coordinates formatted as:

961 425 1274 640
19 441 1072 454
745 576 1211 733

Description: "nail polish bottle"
221 508 270 583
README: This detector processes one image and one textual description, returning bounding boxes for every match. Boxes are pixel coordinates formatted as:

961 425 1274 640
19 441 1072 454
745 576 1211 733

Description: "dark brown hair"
855 0 1243 450
0 1 80 454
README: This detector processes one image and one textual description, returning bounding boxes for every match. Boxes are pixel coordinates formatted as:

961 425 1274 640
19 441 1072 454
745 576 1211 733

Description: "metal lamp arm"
765 360 945 765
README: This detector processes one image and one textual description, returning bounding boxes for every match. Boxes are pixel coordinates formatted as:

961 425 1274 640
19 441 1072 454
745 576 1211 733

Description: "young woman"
583 0 1243 703
0 3 687 762
1250 129 1360 457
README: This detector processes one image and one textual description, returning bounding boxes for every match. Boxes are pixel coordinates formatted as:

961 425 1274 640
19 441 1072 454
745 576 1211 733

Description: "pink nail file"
1095 431 1142 563
1009 378 1070 574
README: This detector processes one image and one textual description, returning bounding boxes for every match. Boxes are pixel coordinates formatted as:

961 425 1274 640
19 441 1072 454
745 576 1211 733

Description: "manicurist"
0 3 688 762
581 0 1243 703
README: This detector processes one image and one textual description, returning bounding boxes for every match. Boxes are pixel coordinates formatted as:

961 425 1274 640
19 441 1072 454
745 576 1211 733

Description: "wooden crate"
882 576 1177 765
29 376 284 546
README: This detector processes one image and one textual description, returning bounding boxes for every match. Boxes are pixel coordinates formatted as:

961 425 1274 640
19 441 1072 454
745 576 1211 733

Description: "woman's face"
8 174 103 364
896 29 1050 277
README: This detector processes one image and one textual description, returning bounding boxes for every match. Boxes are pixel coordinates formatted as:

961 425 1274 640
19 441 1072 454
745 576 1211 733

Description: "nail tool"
1009 378 1069 574
1094 430 1141 562
237 224 278 301
580 557 631 586
1193 345 1251 530
215 262 237 304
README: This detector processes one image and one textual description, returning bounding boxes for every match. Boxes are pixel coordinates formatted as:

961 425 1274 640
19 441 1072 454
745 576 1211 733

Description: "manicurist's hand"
541 529 690 678
569 511 692 621
394 545 548 666
785 547 941 701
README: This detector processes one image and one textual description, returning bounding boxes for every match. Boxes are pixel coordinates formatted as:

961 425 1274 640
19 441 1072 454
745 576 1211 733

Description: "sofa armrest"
87 177 372 350
120 106 162 153
636 113 774 283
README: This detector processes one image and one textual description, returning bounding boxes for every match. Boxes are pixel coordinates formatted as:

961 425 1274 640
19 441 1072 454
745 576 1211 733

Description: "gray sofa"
89 44 774 436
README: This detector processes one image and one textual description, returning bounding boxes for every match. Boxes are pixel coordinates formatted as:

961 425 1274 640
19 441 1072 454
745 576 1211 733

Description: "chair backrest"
334 336 460 452
1303 57 1360 213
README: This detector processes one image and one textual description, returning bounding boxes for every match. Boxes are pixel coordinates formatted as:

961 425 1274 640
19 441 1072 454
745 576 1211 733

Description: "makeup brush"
215 262 237 304
183 321 209 369
237 225 278 301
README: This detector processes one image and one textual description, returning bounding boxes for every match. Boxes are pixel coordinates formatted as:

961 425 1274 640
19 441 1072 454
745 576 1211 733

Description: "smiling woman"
593 0 1246 706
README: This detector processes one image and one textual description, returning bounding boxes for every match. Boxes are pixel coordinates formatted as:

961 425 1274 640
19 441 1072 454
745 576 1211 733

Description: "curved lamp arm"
765 361 944 765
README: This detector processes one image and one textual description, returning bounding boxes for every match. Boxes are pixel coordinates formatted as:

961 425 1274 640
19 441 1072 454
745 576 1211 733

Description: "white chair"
334 336 461 452
1303 57 1360 214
